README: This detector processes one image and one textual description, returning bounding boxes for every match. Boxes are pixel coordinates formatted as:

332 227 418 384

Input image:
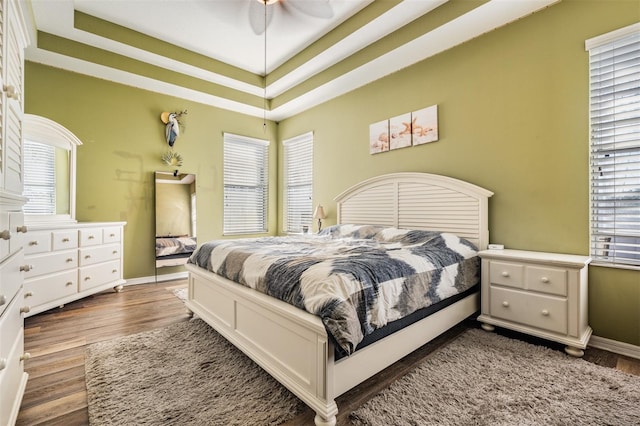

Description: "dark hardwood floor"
15 281 640 426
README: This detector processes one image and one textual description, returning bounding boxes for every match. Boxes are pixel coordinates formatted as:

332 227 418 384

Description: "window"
283 132 314 233
24 140 56 215
223 133 269 234
587 24 640 267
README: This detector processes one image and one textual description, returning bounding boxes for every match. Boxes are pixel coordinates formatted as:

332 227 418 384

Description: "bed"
185 172 493 425
155 236 197 267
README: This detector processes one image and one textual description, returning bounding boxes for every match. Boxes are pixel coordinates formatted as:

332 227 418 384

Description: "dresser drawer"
80 228 103 247
25 269 78 309
525 265 567 296
79 244 121 266
489 286 567 335
79 260 121 291
0 323 24 426
0 211 8 261
52 230 78 251
0 252 24 317
24 250 78 278
8 212 26 256
0 289 24 364
488 261 524 289
103 227 121 244
25 231 52 255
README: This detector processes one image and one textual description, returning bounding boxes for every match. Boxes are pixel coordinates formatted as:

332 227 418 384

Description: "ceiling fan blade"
288 0 333 19
249 0 275 35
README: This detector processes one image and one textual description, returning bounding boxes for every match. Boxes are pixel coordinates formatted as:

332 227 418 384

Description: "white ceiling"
23 0 559 121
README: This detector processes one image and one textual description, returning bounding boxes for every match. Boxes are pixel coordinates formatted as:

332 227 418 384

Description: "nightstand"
477 249 592 357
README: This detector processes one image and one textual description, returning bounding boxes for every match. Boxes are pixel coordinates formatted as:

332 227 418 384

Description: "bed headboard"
334 172 494 250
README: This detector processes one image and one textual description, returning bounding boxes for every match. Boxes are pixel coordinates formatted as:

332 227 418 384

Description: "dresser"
23 222 126 317
0 0 30 424
477 249 592 357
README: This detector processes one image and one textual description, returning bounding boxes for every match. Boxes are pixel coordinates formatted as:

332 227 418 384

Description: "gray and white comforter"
188 224 479 356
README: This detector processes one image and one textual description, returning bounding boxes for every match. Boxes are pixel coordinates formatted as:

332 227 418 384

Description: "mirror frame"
23 114 82 225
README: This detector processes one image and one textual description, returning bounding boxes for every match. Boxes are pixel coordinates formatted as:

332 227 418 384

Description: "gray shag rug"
85 318 305 425
350 328 640 425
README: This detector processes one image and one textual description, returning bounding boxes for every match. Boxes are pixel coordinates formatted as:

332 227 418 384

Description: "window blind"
223 133 269 235
283 132 313 233
587 25 640 267
24 140 56 215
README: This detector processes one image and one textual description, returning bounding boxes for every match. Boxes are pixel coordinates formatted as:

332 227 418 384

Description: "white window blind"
587 24 640 267
223 133 269 235
283 132 313 233
24 140 56 215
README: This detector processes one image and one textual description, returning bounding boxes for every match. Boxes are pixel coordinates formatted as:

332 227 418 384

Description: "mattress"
188 224 480 356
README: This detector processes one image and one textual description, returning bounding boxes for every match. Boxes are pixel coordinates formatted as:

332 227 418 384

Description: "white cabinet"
0 0 30 425
477 249 592 357
23 222 126 317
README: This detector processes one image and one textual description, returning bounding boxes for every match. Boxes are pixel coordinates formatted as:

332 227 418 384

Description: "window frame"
222 132 269 235
283 132 314 234
586 23 640 269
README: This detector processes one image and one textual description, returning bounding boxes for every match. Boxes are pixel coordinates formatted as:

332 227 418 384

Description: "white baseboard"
125 271 188 286
589 335 640 360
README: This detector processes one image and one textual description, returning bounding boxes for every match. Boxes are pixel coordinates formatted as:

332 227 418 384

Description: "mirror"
155 171 197 268
23 114 81 224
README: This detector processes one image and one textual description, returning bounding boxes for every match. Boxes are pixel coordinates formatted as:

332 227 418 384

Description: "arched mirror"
23 114 81 224
155 171 197 268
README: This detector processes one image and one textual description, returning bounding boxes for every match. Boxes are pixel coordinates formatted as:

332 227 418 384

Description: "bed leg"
314 414 336 426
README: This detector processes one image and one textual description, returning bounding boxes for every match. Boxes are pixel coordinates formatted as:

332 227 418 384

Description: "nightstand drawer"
490 287 567 335
525 266 567 296
489 261 524 289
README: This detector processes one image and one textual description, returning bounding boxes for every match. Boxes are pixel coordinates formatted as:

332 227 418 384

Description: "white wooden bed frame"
185 172 493 425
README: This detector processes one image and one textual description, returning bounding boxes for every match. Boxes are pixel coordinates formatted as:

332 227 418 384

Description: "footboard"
185 264 339 426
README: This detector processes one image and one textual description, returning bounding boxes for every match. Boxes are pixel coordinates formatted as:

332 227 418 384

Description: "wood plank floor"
16 280 640 425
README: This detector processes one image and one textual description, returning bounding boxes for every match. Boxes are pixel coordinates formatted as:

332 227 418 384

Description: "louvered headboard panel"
335 173 493 249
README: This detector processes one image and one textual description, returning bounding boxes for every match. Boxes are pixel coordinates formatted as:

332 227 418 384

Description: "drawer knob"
66 281 74 287
110 233 115 237
20 306 31 314
541 309 550 316
66 258 74 263
0 230 10 240
85 276 92 281
501 271 509 277
25 291 33 297
20 352 31 362
20 264 33 272
62 238 70 242
28 240 39 246
541 277 550 283
0 294 5 306
88 235 95 240
112 269 118 273
16 225 28 233
113 250 118 255
502 301 510 308
0 358 6 370
85 255 91 259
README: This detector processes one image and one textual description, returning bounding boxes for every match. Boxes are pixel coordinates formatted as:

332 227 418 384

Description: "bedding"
188 224 480 356
155 236 197 257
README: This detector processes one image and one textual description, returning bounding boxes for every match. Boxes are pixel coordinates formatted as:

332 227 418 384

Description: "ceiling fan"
248 0 334 35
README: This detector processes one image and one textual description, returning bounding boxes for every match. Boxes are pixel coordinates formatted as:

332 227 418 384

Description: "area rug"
350 328 640 425
85 319 305 425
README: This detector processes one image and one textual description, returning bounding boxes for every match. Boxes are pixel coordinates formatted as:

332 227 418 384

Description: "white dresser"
23 222 126 317
477 249 592 357
0 0 30 424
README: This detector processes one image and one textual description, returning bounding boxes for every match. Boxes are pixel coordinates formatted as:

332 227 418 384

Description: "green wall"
277 0 640 345
25 0 639 345
25 64 279 279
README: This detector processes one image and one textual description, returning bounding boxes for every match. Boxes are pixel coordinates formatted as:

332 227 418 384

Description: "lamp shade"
313 204 326 219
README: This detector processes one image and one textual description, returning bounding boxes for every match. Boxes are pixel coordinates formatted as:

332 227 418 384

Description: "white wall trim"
125 271 188 286
589 335 640 360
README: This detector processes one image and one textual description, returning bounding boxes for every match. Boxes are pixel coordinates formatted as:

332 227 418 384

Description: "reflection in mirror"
23 114 81 224
155 171 197 268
